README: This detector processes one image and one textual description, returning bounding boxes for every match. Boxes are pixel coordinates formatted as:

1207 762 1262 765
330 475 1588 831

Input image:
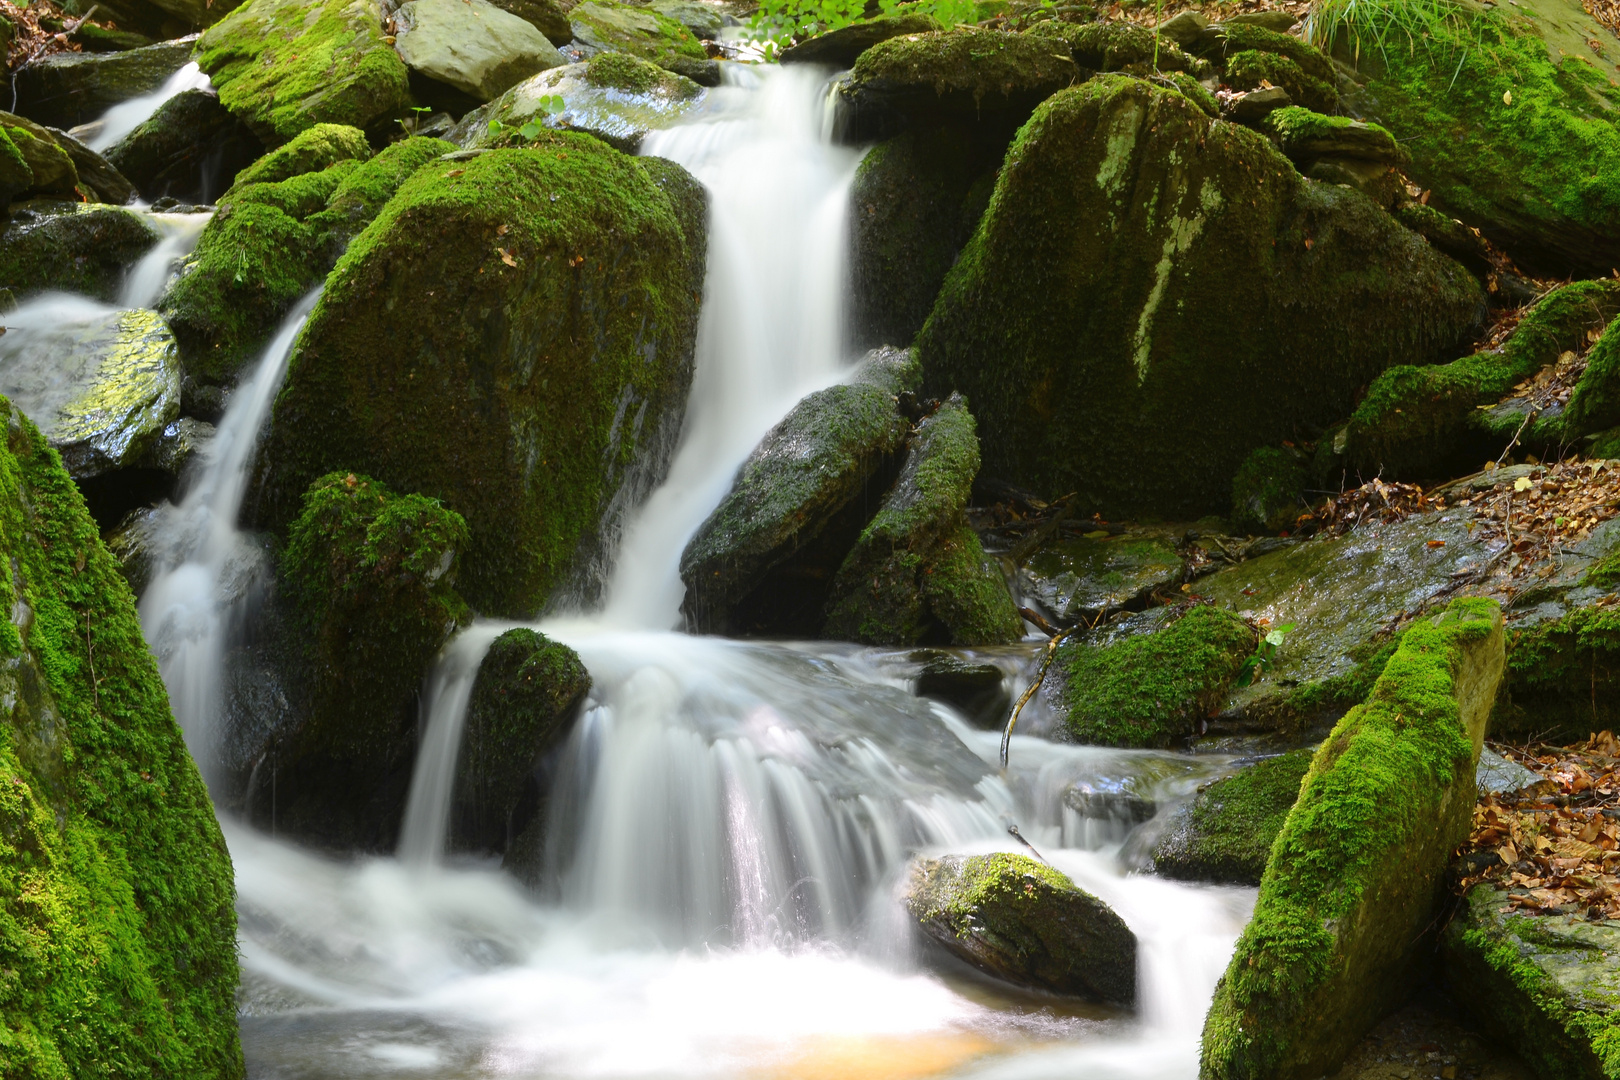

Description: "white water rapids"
105 63 1256 1079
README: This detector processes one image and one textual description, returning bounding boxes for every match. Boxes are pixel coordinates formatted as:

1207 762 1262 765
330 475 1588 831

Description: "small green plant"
1236 623 1295 687
398 104 434 135
1301 0 1473 70
747 0 980 53
486 96 566 142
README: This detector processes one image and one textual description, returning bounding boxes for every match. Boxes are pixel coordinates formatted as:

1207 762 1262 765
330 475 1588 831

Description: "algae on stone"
1201 598 1506 1080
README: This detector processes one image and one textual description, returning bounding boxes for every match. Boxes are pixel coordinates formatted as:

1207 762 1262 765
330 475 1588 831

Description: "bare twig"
1000 624 1081 767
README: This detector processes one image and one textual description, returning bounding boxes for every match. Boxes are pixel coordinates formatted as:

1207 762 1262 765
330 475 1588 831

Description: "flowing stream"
118 63 1256 1079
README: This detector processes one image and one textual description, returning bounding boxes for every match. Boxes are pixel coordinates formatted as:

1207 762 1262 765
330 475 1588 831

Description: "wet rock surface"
1019 529 1185 627
395 0 566 102
12 38 194 128
905 852 1136 1003
1153 747 1311 884
106 88 264 202
0 202 160 300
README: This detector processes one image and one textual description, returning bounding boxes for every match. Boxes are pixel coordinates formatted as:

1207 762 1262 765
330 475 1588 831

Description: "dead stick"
1000 625 1079 768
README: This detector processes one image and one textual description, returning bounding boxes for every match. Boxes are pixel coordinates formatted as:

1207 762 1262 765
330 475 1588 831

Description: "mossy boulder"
1053 604 1257 748
680 347 916 636
1563 312 1620 440
1497 601 1620 744
824 394 1022 646
1340 279 1620 479
1337 0 1620 277
196 0 412 144
848 123 1000 350
0 397 241 1078
1440 884 1620 1080
916 75 1484 519
0 202 160 301
11 39 193 129
229 122 371 188
487 0 573 45
568 0 719 86
1026 19 1210 78
1018 528 1185 627
0 129 31 210
1153 748 1311 884
780 12 943 67
453 54 704 154
272 472 470 849
41 127 136 206
905 852 1136 1003
395 0 565 102
256 136 706 617
836 27 1081 141
1201 597 1506 1080
0 116 77 198
1230 445 1306 534
0 308 180 479
451 627 589 853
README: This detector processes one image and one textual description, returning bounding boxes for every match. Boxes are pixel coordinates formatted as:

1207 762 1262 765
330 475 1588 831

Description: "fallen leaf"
496 224 510 237
498 248 518 267
1427 539 1447 548
1504 89 1514 104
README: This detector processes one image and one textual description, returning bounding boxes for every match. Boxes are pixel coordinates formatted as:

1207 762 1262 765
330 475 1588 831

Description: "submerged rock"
916 75 1484 520
395 0 566 102
681 347 915 637
453 53 704 153
1153 748 1311 884
0 202 160 300
452 628 590 853
256 136 707 617
905 852 1136 1003
569 0 719 86
106 88 265 203
0 397 241 1076
11 38 194 128
825 393 1023 646
1441 884 1620 1079
912 650 1009 728
1202 598 1506 1080
196 0 412 143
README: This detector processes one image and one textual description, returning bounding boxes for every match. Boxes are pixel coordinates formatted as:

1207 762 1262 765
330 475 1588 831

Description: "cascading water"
81 61 213 153
127 62 1256 1080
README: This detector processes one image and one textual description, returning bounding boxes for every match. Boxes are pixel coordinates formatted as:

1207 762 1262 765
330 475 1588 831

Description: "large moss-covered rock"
824 393 1022 646
1338 0 1620 277
0 308 180 479
569 0 718 86
1053 604 1257 748
0 115 78 197
837 28 1080 141
11 39 193 129
1497 601 1620 744
452 53 704 154
781 12 943 67
395 0 565 102
905 852 1136 1003
196 0 412 143
0 397 241 1078
680 347 915 636
451 627 589 853
1153 748 1311 884
1440 884 1620 1080
0 129 31 210
916 75 1484 519
256 136 706 617
272 472 469 849
1201 597 1506 1080
849 123 1000 350
106 89 265 203
0 202 160 301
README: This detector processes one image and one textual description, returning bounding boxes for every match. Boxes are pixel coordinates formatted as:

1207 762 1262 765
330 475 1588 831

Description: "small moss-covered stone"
905 852 1136 1003
1201 598 1506 1080
0 202 160 301
226 123 371 190
1230 445 1306 534
11 39 194 129
780 12 943 67
1 123 77 196
452 628 589 853
1019 529 1185 626
1440 884 1620 1080
1222 48 1334 112
1262 105 1401 165
1054 604 1257 748
0 128 31 208
453 57 702 153
917 76 1482 519
257 137 707 617
106 89 266 204
1154 748 1311 884
196 0 413 144
682 349 915 636
568 0 718 86
0 397 242 1078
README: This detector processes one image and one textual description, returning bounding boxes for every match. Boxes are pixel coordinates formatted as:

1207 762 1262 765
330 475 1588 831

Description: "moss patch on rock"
0 398 241 1078
1153 748 1312 884
568 0 717 85
916 75 1483 519
0 203 160 301
1497 602 1620 744
1231 445 1306 534
196 0 413 144
1201 597 1506 1080
257 136 706 616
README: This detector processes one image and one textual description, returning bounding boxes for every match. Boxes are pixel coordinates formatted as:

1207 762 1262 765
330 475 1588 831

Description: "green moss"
1026 19 1210 77
0 128 30 205
1213 22 1335 84
1164 70 1219 116
259 136 705 616
1345 279 1620 477
1263 104 1400 159
567 0 714 83
305 135 452 255
196 0 412 144
1057 604 1257 747
1563 314 1620 439
0 204 160 302
849 26 1080 102
917 75 1482 517
0 399 241 1077
226 123 371 190
1202 597 1504 1080
1224 49 1336 112
1231 445 1306 534
584 50 664 92
281 472 470 762
1496 602 1620 743
1155 748 1313 884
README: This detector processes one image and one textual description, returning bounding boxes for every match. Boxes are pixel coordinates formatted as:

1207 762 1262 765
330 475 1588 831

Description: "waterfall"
120 211 212 310
83 62 213 153
137 289 321 774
